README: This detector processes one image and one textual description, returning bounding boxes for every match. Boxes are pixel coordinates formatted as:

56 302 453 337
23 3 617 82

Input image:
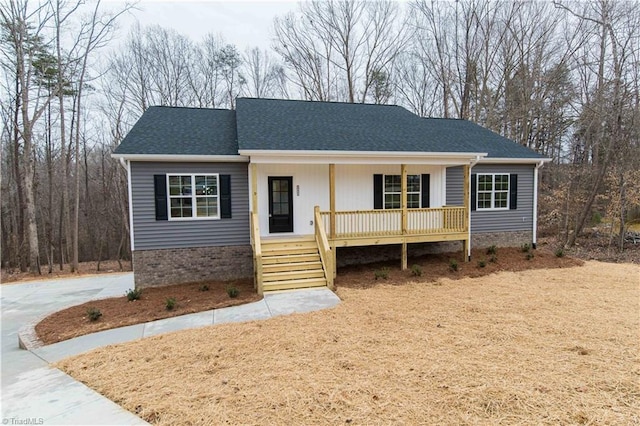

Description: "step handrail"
250 212 264 295
314 206 334 290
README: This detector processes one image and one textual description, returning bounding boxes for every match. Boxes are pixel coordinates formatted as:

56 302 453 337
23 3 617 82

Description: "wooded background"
2 0 639 274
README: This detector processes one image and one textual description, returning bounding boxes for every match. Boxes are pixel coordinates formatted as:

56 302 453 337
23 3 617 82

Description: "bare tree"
1 0 57 273
67 0 131 271
274 0 406 103
215 44 244 108
242 47 286 99
554 0 640 248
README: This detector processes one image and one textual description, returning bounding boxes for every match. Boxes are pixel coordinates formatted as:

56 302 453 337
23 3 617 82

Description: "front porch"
249 162 472 294
319 206 467 244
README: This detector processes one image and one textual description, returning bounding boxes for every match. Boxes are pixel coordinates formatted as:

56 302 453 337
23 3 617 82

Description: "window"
384 174 421 209
477 173 509 210
167 174 219 219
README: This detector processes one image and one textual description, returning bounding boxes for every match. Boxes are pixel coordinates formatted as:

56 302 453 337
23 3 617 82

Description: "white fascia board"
110 154 249 162
477 157 552 164
240 150 488 165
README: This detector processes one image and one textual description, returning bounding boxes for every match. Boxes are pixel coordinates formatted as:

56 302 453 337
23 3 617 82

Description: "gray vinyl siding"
446 166 464 206
447 164 535 233
131 162 250 250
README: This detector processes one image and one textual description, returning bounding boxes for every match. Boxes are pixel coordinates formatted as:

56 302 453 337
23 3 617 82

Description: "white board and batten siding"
130 162 250 250
255 164 330 236
255 164 447 237
446 164 535 233
335 165 447 211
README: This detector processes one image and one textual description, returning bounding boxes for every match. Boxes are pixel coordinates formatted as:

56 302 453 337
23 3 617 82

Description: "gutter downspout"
119 157 135 253
532 160 545 249
468 155 482 260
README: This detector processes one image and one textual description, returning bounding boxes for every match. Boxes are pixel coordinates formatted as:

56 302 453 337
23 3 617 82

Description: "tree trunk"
21 128 40 274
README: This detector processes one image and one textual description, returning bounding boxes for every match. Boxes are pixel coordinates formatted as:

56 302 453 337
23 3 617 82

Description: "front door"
268 176 293 233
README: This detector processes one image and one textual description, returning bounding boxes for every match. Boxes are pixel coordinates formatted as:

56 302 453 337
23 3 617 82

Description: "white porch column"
401 164 408 270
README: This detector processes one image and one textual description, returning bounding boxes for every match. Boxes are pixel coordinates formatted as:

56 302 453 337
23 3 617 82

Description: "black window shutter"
220 174 232 218
421 174 430 208
373 174 383 209
509 174 518 210
471 174 477 211
154 174 168 221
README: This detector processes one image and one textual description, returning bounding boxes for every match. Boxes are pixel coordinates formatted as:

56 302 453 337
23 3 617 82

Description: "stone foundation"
335 231 533 267
471 230 533 249
133 245 253 288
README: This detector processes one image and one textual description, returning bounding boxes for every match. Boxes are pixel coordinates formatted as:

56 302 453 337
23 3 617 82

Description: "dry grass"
1 260 131 283
57 262 640 425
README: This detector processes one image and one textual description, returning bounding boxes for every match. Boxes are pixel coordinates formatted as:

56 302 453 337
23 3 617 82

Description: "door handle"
269 214 272 218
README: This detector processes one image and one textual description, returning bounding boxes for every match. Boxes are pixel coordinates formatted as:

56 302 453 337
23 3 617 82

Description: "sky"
109 0 299 50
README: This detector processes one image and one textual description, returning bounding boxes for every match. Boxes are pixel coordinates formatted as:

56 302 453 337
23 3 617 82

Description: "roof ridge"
420 116 465 121
147 105 232 112
236 97 405 109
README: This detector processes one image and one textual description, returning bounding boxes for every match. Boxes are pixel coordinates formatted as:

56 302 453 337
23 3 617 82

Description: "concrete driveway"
1 273 148 425
1 273 341 425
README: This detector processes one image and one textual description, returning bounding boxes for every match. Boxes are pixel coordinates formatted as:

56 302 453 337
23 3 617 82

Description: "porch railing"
319 206 466 239
314 206 335 289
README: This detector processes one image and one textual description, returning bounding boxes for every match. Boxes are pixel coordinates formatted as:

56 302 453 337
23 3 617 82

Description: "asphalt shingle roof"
113 106 238 156
235 98 544 159
114 99 545 160
416 117 546 159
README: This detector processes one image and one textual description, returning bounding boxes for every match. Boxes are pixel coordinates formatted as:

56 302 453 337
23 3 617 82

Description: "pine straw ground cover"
57 262 639 425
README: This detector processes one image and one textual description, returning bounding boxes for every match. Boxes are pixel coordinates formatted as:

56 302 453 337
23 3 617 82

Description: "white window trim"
476 173 510 211
383 174 421 210
167 173 221 220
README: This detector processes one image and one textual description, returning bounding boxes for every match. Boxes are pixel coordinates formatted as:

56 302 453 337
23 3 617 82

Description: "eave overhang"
111 154 249 162
239 149 488 165
476 157 552 165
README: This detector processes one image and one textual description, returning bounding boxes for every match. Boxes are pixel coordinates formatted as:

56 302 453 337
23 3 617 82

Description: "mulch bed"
336 245 583 289
35 279 260 345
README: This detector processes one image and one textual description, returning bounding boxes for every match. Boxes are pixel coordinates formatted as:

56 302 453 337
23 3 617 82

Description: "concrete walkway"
1 273 340 425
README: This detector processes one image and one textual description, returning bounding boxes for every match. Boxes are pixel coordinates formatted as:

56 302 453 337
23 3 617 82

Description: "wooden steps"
260 237 328 292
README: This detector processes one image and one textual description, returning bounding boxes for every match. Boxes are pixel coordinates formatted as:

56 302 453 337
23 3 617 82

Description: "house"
112 98 549 293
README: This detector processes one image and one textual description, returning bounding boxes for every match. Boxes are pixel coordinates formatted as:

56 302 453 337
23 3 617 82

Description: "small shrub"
477 259 486 268
591 211 602 225
126 288 142 301
489 254 497 263
410 264 423 277
165 297 177 310
449 259 459 272
199 284 210 292
526 252 535 260
226 286 240 298
86 307 102 322
486 245 497 255
521 243 531 253
374 268 389 280
555 248 564 258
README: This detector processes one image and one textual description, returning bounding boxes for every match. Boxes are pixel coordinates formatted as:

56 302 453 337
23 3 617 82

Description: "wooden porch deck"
250 207 469 294
319 207 467 246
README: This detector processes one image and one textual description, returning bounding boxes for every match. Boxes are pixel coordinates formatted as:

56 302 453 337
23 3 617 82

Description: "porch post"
250 163 258 215
463 164 471 261
401 164 408 270
329 163 336 239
